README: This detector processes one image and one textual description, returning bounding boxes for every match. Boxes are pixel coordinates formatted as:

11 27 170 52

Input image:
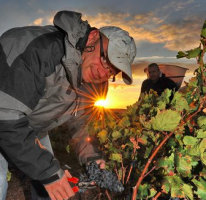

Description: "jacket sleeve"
0 116 62 181
0 29 64 183
67 82 108 165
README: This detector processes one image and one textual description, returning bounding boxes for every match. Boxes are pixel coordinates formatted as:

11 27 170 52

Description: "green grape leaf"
139 115 152 129
183 136 199 146
144 146 153 158
175 152 192 177
122 148 130 159
177 47 202 59
188 77 198 88
66 145 70 154
182 184 193 200
196 129 206 138
162 180 170 194
139 103 152 115
157 88 172 105
136 184 150 199
7 170 12 182
201 151 206 165
197 116 206 130
118 115 131 128
171 92 189 111
192 177 206 199
108 144 119 153
106 119 116 129
199 138 206 150
151 110 181 131
126 103 138 116
200 167 206 176
176 51 186 59
201 20 206 38
147 188 157 198
109 153 122 163
143 130 156 142
187 144 201 157
112 131 122 140
167 137 177 148
203 86 206 94
155 89 172 111
171 185 185 198
162 175 185 198
142 92 157 104
124 128 130 136
185 47 201 59
97 130 108 143
157 101 166 110
156 153 174 169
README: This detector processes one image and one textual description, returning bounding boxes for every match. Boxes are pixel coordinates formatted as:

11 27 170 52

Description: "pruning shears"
67 177 96 193
63 164 96 193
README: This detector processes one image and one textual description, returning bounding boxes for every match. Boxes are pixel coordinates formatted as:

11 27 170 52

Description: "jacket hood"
53 11 90 47
53 11 90 88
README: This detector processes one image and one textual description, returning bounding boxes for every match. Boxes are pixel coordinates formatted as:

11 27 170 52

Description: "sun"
95 99 108 107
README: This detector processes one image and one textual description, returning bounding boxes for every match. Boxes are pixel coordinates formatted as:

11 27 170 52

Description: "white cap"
99 26 136 85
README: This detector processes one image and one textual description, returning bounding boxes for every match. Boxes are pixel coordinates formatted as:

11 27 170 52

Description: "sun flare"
95 99 108 107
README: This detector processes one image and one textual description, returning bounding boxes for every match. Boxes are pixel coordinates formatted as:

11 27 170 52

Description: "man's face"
81 33 119 84
147 66 161 82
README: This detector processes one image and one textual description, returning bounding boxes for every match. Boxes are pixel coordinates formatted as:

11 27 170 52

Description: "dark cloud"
132 61 150 77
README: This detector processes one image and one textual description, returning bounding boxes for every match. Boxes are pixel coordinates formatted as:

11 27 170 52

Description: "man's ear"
86 30 99 45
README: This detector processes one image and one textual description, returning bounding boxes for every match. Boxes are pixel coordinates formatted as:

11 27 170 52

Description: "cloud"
33 18 43 25
30 10 56 26
1 5 202 53
81 10 204 53
109 82 137 89
172 0 195 12
1 4 203 62
132 62 150 77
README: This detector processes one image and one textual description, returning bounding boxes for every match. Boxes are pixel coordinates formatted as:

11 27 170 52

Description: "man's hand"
95 159 106 169
44 170 75 200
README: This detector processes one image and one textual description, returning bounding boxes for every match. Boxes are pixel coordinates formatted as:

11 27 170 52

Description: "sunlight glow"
95 99 108 107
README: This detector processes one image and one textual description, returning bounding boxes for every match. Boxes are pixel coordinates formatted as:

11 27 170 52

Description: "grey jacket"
0 11 107 184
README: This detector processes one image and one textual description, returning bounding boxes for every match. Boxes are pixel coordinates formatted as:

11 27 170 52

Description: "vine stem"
125 165 133 184
125 137 139 184
143 166 156 178
131 98 205 200
198 39 206 85
105 190 112 200
152 191 162 200
98 193 102 200
114 163 120 181
121 158 125 184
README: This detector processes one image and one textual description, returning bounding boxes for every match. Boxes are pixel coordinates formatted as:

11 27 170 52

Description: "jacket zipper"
72 97 80 116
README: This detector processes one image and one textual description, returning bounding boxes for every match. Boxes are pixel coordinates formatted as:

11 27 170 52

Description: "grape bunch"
80 161 124 193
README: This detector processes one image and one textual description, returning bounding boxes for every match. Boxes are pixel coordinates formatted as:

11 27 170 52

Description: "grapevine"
87 20 206 200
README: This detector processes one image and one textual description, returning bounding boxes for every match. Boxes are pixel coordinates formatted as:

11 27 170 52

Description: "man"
0 11 136 200
140 63 178 96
